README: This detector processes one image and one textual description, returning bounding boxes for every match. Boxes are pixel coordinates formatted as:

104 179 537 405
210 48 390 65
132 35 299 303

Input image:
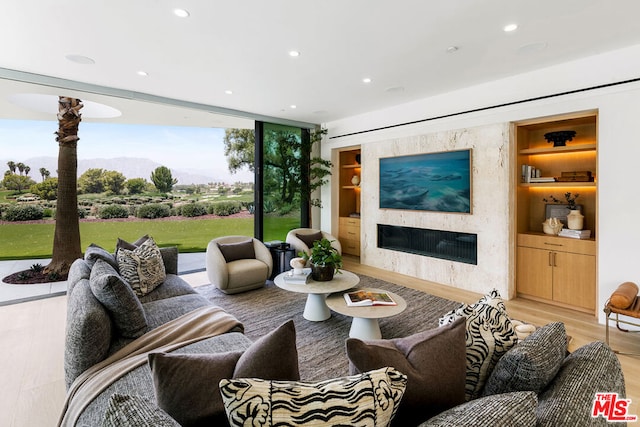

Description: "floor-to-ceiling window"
255 122 310 242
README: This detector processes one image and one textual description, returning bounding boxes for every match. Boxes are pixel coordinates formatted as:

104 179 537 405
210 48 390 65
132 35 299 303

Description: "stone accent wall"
360 123 512 297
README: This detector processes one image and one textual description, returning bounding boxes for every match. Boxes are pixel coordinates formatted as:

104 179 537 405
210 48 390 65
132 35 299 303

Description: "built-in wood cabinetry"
515 111 597 314
338 148 361 256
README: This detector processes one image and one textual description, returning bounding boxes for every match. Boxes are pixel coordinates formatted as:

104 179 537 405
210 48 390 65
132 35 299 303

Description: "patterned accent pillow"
117 237 166 297
89 259 148 338
102 393 180 427
220 367 407 427
439 289 518 400
422 391 537 427
482 322 567 396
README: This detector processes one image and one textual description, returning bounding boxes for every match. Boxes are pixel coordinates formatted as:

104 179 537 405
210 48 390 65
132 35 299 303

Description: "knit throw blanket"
58 305 243 426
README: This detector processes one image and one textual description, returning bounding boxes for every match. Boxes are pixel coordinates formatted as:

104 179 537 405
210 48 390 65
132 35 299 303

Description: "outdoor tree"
125 177 147 194
30 177 58 200
46 96 84 277
39 167 50 181
24 165 31 176
16 162 26 175
1 173 35 193
7 160 16 174
151 166 177 193
223 128 255 173
78 168 105 193
102 170 126 195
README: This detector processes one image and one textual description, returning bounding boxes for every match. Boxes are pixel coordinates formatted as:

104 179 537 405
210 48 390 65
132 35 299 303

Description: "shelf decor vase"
567 209 584 230
542 218 563 235
351 175 360 186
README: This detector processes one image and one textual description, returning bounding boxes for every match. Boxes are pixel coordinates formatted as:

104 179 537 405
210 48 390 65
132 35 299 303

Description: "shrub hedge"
3 204 44 221
98 204 130 219
136 203 171 219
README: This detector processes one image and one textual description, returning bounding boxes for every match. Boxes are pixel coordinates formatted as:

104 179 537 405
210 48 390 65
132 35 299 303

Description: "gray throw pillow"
149 320 299 427
482 322 567 396
422 391 537 427
102 393 180 427
217 239 255 263
84 243 118 271
346 317 466 426
89 259 148 338
296 231 323 249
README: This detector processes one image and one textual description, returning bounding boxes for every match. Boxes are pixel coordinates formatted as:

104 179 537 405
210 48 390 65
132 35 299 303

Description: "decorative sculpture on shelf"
544 130 576 147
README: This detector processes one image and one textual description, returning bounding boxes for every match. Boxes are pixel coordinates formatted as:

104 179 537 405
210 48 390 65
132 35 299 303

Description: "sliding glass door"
254 122 311 242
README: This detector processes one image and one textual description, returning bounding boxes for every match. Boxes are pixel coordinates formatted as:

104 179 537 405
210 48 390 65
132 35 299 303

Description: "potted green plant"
300 237 343 281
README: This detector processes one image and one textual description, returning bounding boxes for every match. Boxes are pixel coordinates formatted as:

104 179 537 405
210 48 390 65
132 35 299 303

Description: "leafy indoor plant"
300 237 343 281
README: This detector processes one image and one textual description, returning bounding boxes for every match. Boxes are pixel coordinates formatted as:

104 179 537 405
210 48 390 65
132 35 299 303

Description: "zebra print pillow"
439 289 518 401
117 237 166 297
219 367 407 427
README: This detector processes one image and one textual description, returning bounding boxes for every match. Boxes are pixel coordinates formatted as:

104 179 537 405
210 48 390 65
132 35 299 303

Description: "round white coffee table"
274 270 360 321
326 288 407 340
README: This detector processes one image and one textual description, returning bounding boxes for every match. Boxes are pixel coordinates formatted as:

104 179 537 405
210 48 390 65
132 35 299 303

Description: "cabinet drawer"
340 238 360 255
339 217 361 227
517 233 595 255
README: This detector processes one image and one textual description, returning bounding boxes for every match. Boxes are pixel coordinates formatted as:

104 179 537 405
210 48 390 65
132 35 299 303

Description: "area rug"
196 274 462 381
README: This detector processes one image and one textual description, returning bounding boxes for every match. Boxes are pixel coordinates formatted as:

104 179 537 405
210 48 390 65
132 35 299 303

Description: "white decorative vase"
567 210 584 230
351 175 360 186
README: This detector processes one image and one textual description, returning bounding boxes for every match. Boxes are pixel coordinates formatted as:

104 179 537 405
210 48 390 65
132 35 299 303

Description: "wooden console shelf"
338 148 361 256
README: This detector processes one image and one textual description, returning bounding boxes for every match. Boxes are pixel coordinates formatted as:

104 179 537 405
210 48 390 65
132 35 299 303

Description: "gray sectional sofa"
61 244 629 426
62 244 252 426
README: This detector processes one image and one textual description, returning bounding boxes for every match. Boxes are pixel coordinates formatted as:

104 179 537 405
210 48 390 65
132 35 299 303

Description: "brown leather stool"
604 281 640 356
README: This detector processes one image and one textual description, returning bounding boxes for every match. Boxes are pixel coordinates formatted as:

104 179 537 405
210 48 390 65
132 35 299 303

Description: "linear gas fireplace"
377 224 477 265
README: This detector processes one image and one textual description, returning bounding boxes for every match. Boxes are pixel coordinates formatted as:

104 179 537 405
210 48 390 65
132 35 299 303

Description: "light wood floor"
1 259 638 426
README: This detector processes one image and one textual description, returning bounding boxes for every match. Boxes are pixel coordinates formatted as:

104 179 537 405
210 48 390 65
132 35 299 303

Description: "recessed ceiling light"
225 90 233 95
289 51 300 57
173 8 190 18
362 78 372 84
65 54 95 65
446 46 459 53
137 70 148 76
290 105 297 109
503 23 518 32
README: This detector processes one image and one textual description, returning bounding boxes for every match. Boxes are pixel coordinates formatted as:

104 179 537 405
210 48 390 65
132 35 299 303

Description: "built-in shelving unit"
338 148 361 256
515 111 597 314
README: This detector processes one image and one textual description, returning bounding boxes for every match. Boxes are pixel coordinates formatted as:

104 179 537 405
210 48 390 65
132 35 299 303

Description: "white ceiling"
1 0 640 129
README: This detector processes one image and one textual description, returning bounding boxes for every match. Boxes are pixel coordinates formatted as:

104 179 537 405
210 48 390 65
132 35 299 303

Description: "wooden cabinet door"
517 246 553 300
552 251 596 310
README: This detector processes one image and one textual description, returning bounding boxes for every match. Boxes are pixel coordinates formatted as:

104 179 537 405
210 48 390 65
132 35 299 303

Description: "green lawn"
0 215 300 260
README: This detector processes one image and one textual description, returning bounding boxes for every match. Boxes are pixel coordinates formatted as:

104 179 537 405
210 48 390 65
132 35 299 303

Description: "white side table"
274 270 360 321
326 288 407 340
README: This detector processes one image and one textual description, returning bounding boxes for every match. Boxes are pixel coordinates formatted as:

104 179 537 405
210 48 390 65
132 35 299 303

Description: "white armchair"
285 228 342 258
206 236 273 294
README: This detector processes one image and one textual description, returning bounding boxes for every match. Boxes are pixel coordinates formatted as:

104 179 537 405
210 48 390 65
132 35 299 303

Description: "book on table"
344 290 397 306
283 268 312 284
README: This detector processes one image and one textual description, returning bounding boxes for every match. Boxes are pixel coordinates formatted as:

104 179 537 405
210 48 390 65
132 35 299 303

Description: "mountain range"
2 156 251 185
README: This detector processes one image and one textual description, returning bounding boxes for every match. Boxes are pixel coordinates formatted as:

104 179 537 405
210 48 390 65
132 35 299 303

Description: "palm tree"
7 161 16 174
39 167 50 181
24 165 30 176
16 162 25 175
45 97 83 277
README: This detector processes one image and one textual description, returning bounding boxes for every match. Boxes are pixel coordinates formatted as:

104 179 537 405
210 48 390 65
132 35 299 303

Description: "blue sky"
0 119 253 182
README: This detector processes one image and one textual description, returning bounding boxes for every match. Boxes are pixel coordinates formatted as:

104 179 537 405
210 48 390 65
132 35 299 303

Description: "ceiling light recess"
362 77 372 84
173 8 190 18
289 50 300 57
503 23 518 32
